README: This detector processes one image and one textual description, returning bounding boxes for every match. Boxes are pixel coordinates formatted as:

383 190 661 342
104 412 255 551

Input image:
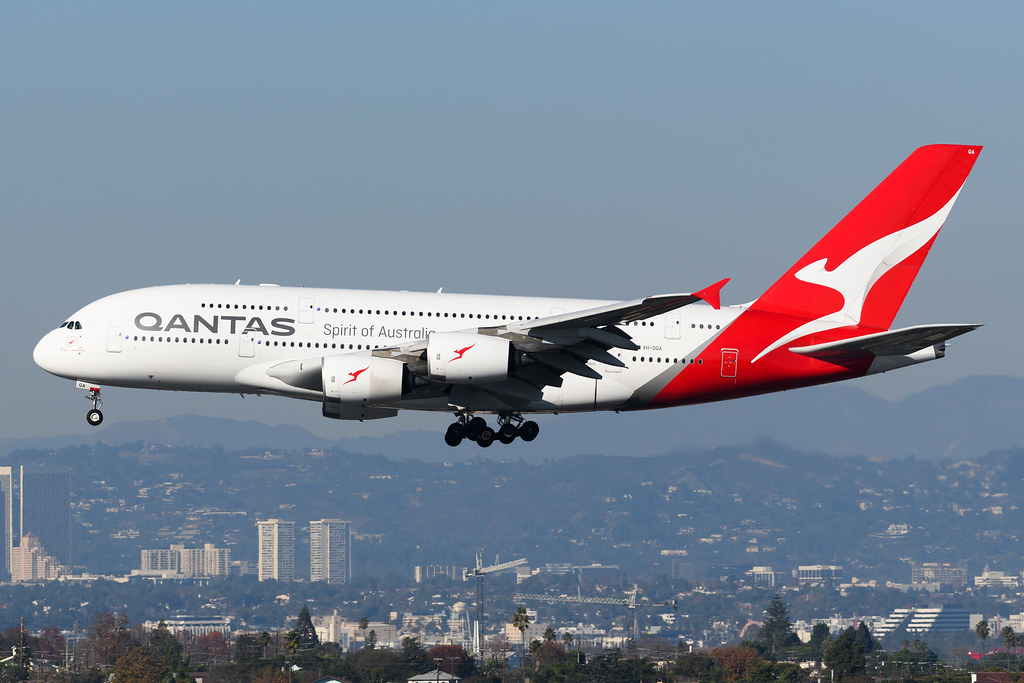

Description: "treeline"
0 596 1011 683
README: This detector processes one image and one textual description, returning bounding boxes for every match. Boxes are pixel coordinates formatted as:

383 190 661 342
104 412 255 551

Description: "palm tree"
511 606 530 668
976 619 990 658
1002 626 1015 667
257 631 271 659
358 616 369 649
561 631 573 650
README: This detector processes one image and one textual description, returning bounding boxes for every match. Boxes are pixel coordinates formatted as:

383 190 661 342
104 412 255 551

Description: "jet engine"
322 354 405 404
427 332 514 384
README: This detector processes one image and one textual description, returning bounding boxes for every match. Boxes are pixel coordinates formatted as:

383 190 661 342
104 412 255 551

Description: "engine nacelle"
427 332 514 384
322 354 405 404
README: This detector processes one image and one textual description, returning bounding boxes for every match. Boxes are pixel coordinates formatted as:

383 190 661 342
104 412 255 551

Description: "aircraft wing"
509 278 730 336
788 323 981 362
380 278 731 393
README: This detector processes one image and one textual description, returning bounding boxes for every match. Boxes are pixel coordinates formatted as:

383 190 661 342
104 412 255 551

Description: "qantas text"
134 313 296 336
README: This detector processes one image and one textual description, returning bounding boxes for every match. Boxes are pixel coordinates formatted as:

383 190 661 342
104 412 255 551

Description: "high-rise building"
19 465 71 568
310 519 352 584
0 467 12 582
257 519 294 582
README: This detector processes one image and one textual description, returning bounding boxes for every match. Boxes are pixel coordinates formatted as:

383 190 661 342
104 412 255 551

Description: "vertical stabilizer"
748 145 981 360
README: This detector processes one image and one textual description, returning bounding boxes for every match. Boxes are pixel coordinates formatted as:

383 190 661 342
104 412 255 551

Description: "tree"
196 631 230 664
253 667 293 683
111 645 169 682
531 640 566 670
257 630 272 659
365 629 378 650
584 651 658 682
1002 626 1016 667
358 615 369 648
235 633 261 662
760 595 795 657
292 604 319 653
87 611 132 667
561 631 574 649
402 636 431 673
543 626 557 643
808 622 831 661
429 643 476 679
824 627 865 679
511 606 531 666
713 645 760 681
853 622 875 654
976 619 991 656
37 625 64 664
148 619 181 665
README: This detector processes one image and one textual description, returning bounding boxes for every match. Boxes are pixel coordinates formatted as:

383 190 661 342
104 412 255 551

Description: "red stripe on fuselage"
647 309 874 408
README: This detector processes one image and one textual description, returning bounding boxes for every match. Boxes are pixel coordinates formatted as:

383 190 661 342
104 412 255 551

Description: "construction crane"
464 553 527 654
514 585 677 646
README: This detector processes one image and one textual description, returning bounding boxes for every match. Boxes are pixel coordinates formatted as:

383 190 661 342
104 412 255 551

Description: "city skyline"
0 465 71 582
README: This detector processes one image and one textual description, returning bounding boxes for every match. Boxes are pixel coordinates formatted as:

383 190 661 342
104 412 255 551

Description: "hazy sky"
4 3 1021 439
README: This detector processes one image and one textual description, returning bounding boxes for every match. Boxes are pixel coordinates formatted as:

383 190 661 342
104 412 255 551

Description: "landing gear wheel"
444 423 465 447
466 417 487 439
86 409 103 426
519 420 539 442
498 422 517 444
477 427 495 447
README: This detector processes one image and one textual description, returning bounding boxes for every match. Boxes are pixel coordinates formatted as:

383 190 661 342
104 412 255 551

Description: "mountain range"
5 375 1022 462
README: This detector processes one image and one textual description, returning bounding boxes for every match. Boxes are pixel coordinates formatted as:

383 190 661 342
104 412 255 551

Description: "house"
407 669 462 683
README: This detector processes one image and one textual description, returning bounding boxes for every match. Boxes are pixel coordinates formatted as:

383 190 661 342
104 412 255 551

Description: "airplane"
34 144 982 447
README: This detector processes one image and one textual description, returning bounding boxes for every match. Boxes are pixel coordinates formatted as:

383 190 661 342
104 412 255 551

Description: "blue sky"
4 3 1021 438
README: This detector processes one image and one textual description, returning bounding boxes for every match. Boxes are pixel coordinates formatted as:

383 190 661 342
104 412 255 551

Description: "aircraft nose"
33 331 63 376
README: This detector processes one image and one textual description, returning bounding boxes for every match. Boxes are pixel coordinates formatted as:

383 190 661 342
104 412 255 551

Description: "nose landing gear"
85 387 103 426
443 412 539 447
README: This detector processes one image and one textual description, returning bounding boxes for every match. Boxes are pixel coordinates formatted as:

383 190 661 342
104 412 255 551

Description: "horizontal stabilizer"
789 324 981 362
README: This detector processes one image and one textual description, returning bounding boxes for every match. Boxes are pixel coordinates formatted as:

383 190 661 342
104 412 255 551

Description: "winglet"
692 278 730 310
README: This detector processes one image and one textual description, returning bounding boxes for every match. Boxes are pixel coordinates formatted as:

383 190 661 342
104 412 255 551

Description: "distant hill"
4 375 1022 461
9 431 1024 581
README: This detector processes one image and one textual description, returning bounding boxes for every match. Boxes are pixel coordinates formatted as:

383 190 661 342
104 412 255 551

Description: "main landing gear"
444 413 539 448
85 387 103 426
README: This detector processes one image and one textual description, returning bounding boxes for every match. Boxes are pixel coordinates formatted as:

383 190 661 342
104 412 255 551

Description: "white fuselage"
33 283 741 416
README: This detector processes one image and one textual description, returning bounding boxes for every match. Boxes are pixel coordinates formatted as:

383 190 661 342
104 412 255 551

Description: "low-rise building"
138 543 230 578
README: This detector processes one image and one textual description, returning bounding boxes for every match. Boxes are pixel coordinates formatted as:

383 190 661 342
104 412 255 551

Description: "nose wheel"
85 388 103 426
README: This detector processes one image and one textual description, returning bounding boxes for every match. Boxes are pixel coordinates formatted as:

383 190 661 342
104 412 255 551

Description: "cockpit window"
59 321 83 330
75 321 82 330
58 322 68 329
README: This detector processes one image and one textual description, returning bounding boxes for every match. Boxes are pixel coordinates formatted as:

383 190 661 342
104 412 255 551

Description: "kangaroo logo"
450 344 474 362
753 191 960 363
344 367 369 385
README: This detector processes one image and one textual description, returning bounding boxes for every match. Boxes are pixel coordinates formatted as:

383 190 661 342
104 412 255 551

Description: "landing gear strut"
443 413 539 447
85 388 103 426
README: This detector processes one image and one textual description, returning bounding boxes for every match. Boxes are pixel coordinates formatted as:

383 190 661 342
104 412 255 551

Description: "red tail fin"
748 145 981 357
